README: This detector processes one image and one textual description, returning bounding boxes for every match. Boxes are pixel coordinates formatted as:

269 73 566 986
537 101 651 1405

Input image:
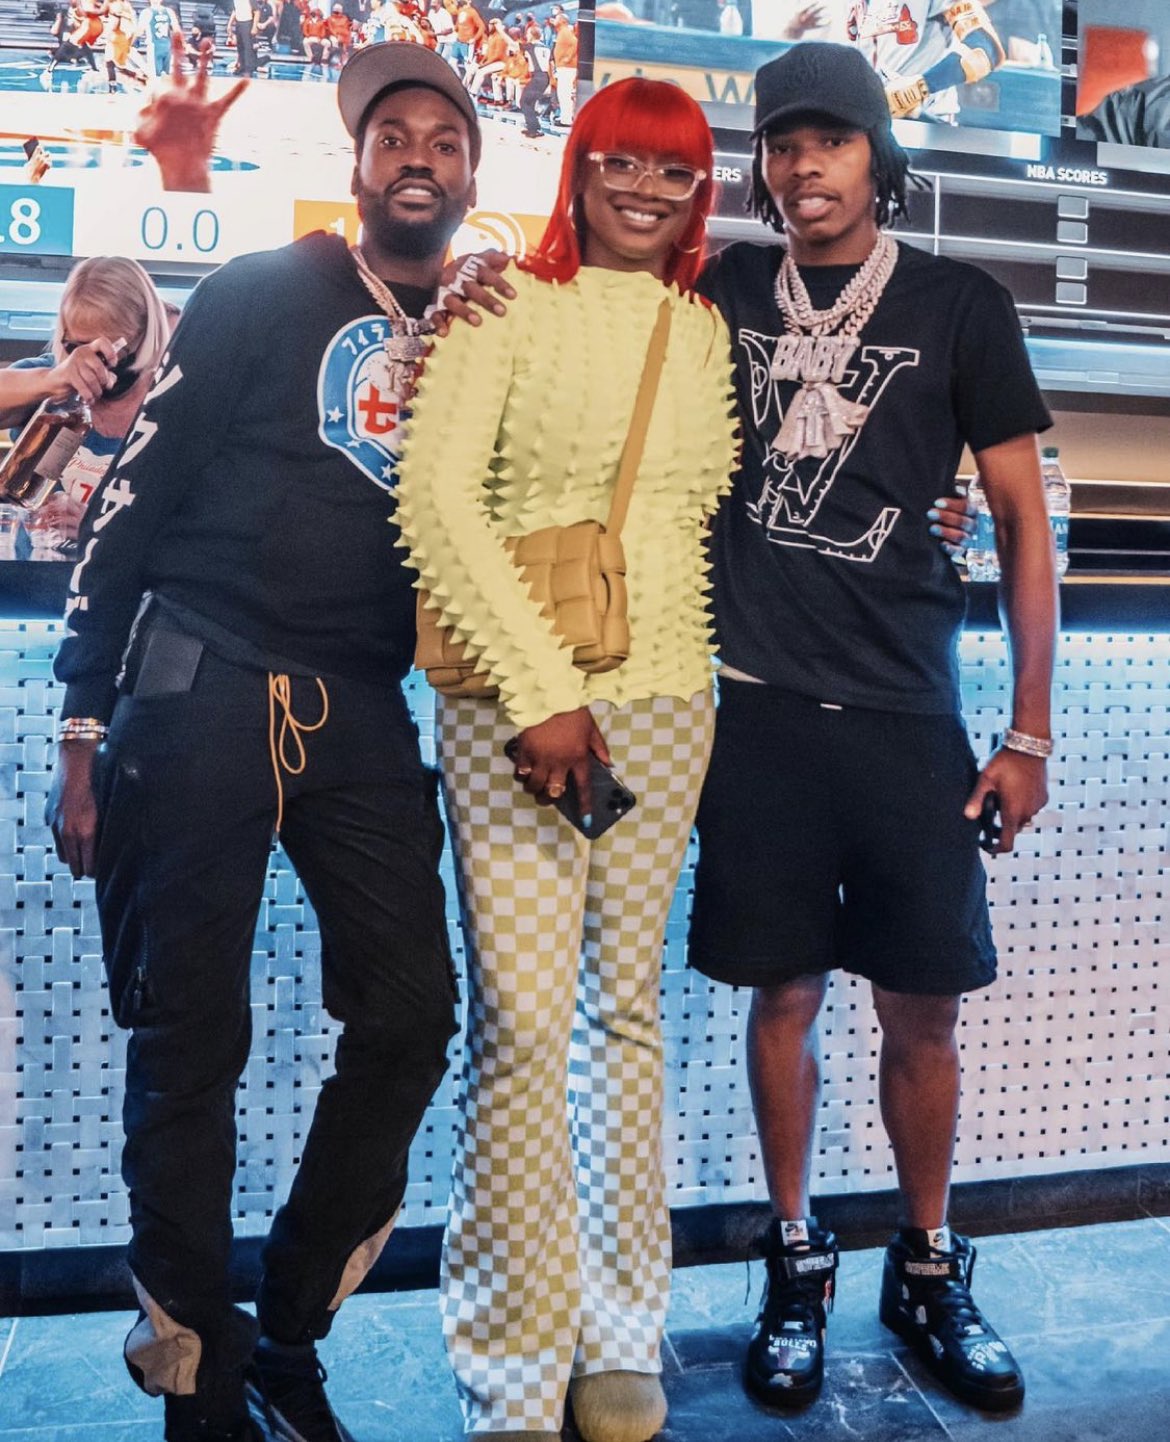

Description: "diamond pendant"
770 334 859 385
775 381 872 461
384 334 428 365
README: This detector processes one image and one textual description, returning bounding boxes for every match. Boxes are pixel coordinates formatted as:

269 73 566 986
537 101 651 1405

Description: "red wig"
522 78 715 293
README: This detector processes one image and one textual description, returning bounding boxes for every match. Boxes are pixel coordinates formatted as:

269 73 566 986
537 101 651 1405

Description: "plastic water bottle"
1042 445 1070 577
965 473 1000 582
1036 32 1054 69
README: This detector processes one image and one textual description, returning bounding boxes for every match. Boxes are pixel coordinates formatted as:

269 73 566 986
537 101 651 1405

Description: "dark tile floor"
1 1217 1167 1441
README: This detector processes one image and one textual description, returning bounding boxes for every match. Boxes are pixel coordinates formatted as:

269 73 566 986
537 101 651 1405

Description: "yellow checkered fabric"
438 690 714 1435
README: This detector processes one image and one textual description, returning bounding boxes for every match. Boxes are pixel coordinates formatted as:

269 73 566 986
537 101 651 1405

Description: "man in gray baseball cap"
47 37 491 1442
338 37 482 163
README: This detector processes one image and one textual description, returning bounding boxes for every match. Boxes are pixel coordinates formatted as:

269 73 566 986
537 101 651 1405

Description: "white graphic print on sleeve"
65 357 184 620
739 327 919 564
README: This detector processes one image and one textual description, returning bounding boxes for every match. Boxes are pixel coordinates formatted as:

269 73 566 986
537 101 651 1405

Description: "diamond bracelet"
1001 728 1053 759
57 718 109 745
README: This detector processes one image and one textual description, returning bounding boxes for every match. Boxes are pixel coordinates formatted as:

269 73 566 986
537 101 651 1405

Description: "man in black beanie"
689 41 1056 1415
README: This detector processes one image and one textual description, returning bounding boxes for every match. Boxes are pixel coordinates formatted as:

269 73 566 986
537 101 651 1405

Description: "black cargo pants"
94 623 456 1400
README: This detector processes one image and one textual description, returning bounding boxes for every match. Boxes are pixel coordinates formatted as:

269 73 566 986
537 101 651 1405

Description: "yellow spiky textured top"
396 265 739 730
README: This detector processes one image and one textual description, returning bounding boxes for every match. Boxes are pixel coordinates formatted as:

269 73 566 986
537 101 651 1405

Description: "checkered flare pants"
437 690 714 1435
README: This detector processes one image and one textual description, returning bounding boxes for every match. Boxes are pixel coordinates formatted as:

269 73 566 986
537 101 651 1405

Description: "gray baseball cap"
753 42 891 139
338 42 482 163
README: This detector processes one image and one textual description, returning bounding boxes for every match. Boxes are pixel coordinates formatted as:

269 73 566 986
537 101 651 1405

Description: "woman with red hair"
524 75 713 290
397 78 736 1442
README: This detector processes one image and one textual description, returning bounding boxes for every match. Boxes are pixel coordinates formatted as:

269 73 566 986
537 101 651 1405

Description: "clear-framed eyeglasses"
586 151 707 201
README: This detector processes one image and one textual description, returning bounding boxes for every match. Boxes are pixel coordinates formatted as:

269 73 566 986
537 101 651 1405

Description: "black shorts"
689 680 997 996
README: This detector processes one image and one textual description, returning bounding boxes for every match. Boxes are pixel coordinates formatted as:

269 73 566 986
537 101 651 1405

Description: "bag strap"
605 296 672 538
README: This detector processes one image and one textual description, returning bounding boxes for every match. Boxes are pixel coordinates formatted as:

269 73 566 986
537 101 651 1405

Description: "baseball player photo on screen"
594 0 1062 140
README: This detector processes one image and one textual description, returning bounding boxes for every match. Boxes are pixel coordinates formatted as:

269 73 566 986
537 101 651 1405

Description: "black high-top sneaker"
744 1218 838 1409
879 1229 1025 1411
164 1392 282 1442
247 1339 356 1442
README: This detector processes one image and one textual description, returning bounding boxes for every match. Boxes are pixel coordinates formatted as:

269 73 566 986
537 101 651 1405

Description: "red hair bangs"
523 78 715 292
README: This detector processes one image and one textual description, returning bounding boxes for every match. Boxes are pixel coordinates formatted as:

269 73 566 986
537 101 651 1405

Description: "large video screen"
595 1 1062 152
0 7 579 266
1076 0 1170 169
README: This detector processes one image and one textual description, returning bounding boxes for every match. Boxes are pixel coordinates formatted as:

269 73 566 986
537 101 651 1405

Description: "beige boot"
475 1434 561 1441
569 1371 667 1442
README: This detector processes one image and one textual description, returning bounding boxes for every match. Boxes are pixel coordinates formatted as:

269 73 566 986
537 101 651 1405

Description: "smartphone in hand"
978 791 1002 855
22 138 50 184
504 737 636 840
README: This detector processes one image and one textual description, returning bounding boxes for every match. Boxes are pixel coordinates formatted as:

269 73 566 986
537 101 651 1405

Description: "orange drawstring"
267 673 330 834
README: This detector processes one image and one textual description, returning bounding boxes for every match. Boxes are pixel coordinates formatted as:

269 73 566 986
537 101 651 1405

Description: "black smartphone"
978 791 1001 855
504 737 637 840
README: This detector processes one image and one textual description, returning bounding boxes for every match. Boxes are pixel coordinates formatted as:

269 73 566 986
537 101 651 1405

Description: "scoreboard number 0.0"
139 204 223 256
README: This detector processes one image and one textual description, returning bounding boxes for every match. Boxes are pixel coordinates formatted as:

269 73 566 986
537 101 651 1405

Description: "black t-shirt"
1081 74 1170 148
699 240 1051 714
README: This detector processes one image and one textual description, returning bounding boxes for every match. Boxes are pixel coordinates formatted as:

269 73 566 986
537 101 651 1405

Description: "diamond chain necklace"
770 232 899 461
351 244 410 321
349 244 432 392
774 231 897 337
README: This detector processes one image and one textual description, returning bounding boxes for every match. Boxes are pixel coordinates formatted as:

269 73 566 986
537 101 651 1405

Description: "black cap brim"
752 99 882 140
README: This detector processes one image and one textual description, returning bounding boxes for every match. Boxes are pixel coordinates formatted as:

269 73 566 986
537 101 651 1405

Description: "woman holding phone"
0 256 172 551
395 79 737 1442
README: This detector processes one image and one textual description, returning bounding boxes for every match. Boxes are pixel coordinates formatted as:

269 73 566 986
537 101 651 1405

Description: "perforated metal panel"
0 622 1166 1249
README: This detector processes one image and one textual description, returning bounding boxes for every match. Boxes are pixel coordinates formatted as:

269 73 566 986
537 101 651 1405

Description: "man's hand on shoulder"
431 250 516 331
